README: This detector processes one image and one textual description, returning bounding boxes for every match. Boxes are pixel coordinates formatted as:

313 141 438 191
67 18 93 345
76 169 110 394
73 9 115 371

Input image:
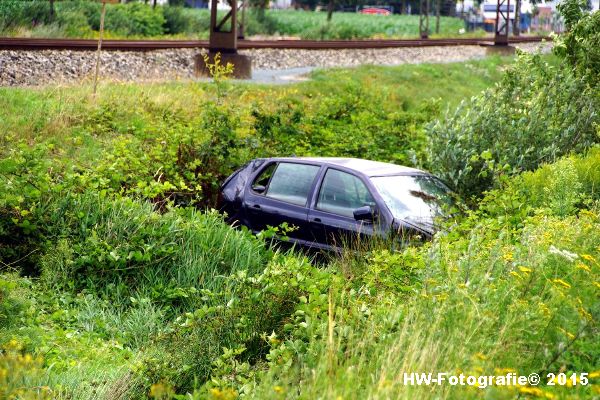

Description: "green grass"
0 57 517 211
248 10 467 39
0 56 513 147
2 51 598 399
308 55 519 110
0 1 468 40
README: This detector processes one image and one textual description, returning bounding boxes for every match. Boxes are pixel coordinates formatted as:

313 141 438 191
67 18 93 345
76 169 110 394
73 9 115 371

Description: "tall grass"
260 10 466 39
38 191 270 306
250 199 600 399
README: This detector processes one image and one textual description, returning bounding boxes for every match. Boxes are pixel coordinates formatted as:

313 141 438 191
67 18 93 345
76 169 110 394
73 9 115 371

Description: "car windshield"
371 175 454 221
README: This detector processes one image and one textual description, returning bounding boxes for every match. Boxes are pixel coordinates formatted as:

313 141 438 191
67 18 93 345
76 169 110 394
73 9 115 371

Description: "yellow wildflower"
559 328 576 340
589 370 600 379
576 262 591 272
510 271 521 279
552 279 571 289
495 368 517 375
518 266 533 273
518 386 554 399
581 254 597 263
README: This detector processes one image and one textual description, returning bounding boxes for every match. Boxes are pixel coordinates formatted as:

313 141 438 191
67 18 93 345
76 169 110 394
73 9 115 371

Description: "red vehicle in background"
359 7 391 15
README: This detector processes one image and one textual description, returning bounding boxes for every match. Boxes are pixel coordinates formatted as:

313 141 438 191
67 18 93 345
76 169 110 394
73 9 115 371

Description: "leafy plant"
427 52 599 198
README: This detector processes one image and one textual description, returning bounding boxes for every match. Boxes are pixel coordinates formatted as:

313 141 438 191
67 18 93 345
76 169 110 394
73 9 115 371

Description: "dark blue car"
218 157 453 251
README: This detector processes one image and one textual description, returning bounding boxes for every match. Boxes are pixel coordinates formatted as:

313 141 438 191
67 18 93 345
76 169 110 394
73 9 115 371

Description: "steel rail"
0 36 550 51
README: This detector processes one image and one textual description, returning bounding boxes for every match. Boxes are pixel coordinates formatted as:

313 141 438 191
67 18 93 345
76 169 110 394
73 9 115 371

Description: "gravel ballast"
0 42 552 87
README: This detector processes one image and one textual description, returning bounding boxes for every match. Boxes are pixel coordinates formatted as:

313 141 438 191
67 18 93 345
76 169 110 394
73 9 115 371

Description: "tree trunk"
327 0 334 22
435 0 441 33
153 0 157 9
49 0 55 21
513 0 521 36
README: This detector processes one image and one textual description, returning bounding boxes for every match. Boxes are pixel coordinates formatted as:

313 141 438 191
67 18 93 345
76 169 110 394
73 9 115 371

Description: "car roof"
269 157 427 177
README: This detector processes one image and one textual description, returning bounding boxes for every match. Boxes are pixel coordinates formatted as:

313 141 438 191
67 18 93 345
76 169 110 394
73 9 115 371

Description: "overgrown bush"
126 254 333 397
555 0 600 84
427 51 599 197
36 192 270 308
242 166 600 400
0 0 52 30
1 1 166 37
428 4 600 198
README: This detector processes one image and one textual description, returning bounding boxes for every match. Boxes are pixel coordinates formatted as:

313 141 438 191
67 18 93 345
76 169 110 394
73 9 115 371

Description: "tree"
513 0 521 36
435 0 441 33
327 0 335 21
49 0 55 21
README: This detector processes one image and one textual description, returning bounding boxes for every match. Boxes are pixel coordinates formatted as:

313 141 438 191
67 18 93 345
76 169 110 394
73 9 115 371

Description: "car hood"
393 215 436 238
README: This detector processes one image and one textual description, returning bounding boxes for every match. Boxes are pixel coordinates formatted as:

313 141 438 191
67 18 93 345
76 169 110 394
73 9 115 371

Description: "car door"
243 161 321 244
308 168 378 250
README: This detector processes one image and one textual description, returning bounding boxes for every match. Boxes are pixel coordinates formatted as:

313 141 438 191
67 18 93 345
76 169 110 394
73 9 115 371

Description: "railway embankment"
0 42 551 87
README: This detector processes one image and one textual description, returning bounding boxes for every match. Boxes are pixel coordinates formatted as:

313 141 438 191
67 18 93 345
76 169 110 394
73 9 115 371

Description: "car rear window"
266 163 320 206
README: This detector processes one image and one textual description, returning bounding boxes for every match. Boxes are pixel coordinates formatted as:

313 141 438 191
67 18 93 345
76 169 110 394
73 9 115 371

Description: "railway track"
0 36 549 51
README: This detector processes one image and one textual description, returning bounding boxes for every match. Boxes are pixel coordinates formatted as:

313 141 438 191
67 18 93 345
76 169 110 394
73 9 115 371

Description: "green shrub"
0 0 52 30
0 275 29 330
162 6 189 35
0 5 465 39
36 192 269 307
506 147 600 215
427 52 599 198
245 181 600 400
129 254 333 397
555 0 600 84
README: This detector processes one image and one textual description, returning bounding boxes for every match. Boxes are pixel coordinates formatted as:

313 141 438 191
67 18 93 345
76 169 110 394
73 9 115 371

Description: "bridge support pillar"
195 0 251 79
494 0 511 45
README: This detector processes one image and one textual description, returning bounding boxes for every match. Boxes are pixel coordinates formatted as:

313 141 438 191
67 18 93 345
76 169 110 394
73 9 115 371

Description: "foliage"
1 53 599 400
259 10 465 40
0 57 506 220
1 0 165 38
513 146 600 212
0 339 51 399
202 53 235 103
33 191 269 308
427 51 599 198
555 0 600 84
0 4 465 39
128 254 334 397
247 199 600 400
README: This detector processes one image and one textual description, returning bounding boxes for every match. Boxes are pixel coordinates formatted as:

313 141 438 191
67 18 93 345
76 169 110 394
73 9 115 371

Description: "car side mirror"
252 184 266 194
353 205 375 222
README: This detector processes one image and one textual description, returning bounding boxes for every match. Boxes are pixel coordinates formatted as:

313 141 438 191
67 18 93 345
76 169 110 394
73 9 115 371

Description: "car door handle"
312 218 322 223
253 204 261 209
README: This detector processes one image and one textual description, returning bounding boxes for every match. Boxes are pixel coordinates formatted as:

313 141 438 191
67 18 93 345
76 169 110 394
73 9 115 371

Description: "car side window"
317 169 375 218
252 163 277 193
265 163 320 206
